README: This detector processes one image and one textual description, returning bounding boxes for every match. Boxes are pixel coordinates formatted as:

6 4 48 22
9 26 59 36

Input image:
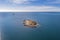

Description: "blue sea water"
1 12 60 40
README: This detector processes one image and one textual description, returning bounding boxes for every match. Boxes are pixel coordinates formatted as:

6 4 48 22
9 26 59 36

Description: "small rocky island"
23 20 39 28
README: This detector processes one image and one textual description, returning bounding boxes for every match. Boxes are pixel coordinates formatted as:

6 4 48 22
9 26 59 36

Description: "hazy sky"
0 0 60 12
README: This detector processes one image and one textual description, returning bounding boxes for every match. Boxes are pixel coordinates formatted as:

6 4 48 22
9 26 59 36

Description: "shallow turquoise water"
1 12 60 40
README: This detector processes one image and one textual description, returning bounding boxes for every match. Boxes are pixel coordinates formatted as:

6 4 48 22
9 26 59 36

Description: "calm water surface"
1 12 60 40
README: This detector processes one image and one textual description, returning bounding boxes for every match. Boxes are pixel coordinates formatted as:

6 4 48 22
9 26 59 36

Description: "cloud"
0 6 60 12
9 0 36 4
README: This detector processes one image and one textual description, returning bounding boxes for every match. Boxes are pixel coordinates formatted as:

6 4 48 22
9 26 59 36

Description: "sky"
0 0 60 12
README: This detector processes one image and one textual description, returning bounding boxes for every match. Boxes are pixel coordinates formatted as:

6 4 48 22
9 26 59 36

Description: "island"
23 20 39 28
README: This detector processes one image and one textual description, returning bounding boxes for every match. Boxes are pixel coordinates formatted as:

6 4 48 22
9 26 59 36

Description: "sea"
0 12 60 40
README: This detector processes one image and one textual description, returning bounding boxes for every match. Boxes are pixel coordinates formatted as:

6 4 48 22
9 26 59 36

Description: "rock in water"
23 20 39 28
